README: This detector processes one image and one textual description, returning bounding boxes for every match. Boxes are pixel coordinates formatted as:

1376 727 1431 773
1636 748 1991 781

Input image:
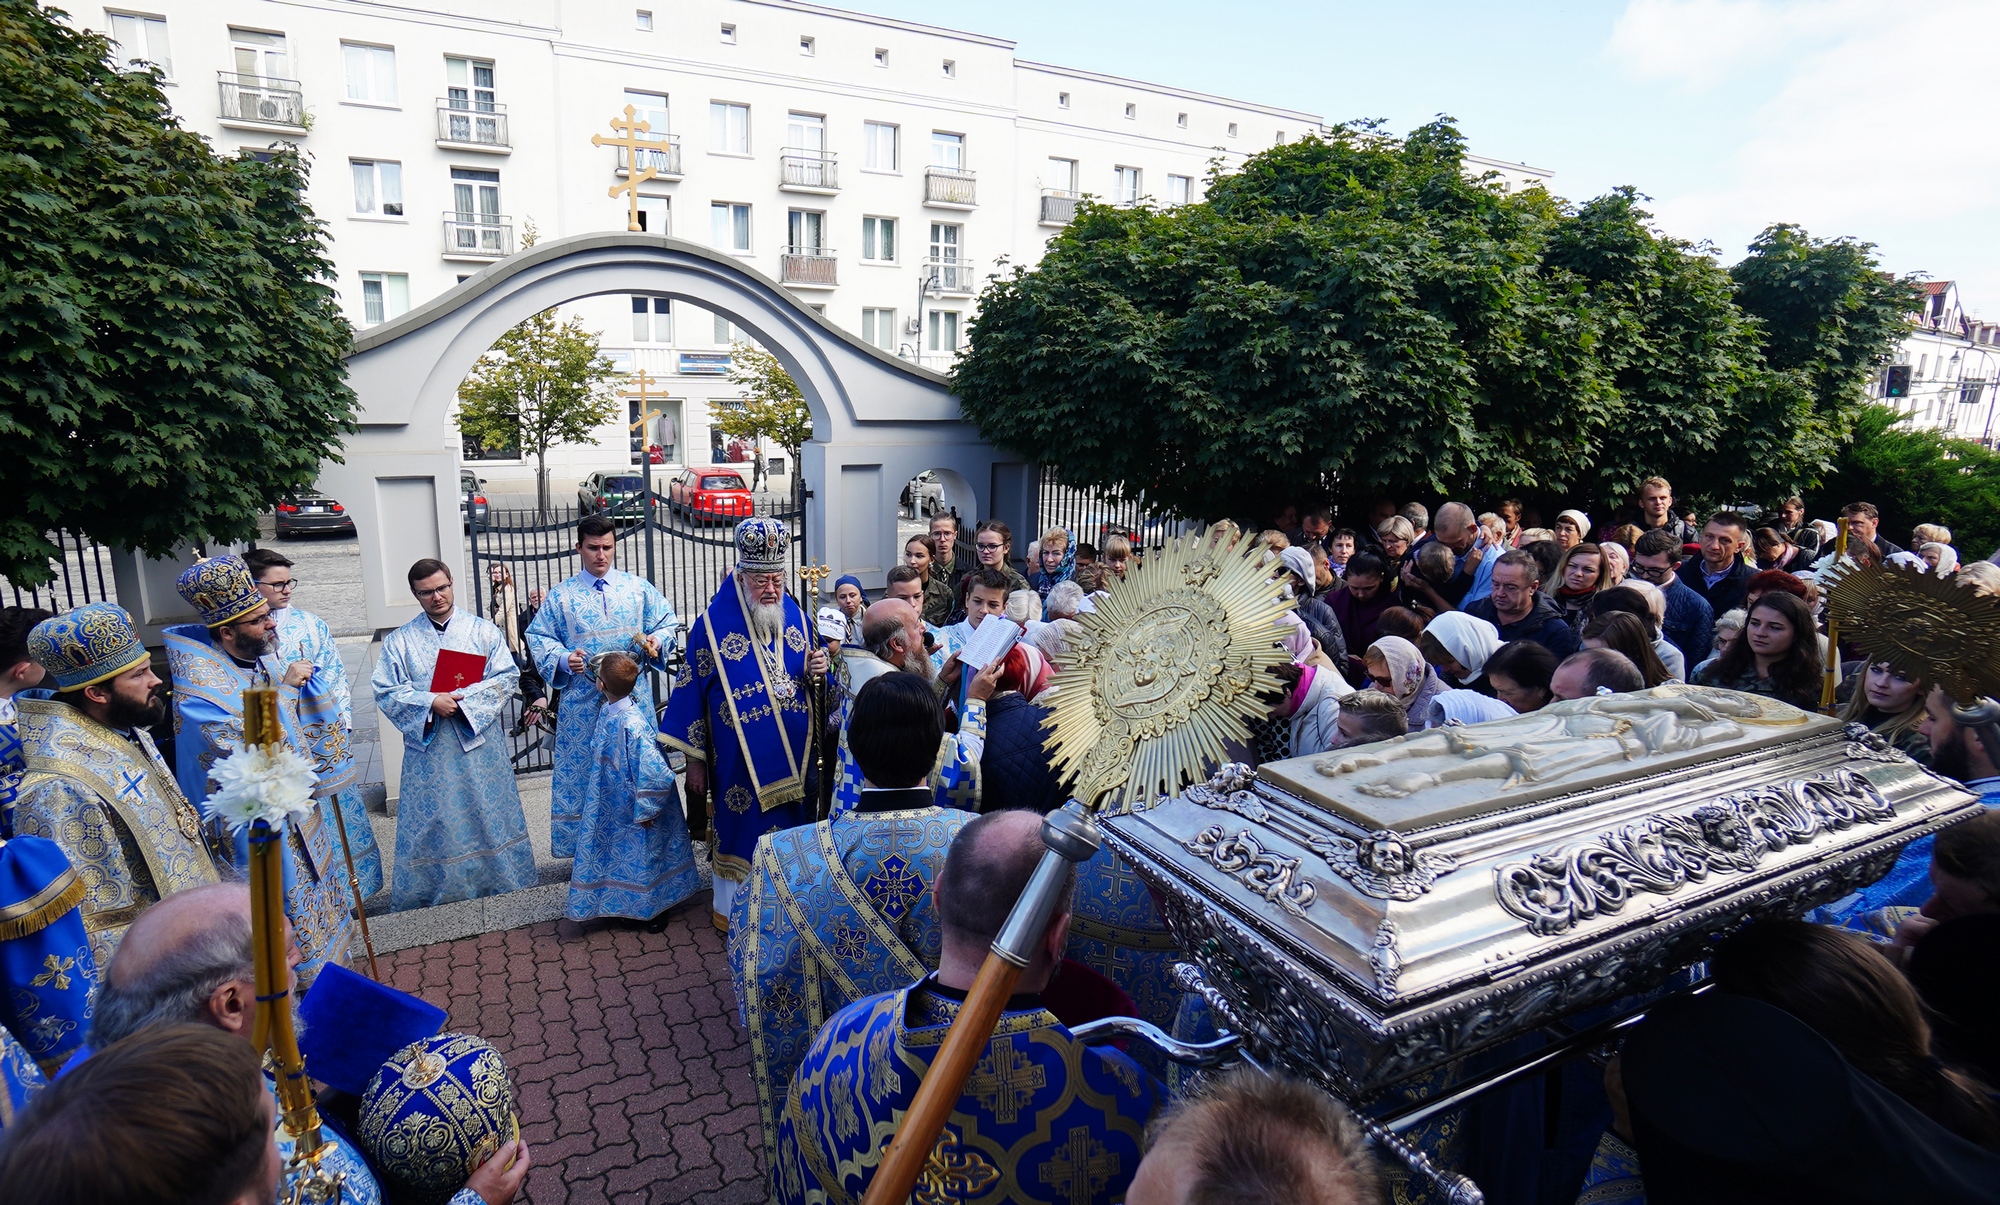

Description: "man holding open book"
371 558 537 910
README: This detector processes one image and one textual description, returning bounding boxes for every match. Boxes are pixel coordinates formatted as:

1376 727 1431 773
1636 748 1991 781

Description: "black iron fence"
463 480 805 773
3 531 119 614
1035 474 1183 552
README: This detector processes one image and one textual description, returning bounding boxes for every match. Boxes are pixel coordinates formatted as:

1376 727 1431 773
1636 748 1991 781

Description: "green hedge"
1806 405 2000 559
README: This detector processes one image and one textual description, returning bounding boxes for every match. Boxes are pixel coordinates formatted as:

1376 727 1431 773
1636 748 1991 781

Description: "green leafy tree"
0 0 356 584
952 120 1908 524
455 308 619 514
717 343 815 488
1807 405 2000 560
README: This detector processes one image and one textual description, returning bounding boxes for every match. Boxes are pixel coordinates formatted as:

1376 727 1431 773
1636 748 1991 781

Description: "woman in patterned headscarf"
1028 526 1075 608
1363 635 1447 725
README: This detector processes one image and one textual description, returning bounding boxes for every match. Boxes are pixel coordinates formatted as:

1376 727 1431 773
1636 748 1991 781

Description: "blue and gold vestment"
732 798 972 1166
0 1023 44 1133
273 604 382 899
0 834 97 1076
567 695 698 922
776 976 1166 1205
13 699 220 968
828 650 984 818
164 624 353 987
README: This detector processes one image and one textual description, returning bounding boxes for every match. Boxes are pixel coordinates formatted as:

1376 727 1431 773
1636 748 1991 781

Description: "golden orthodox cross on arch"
592 104 661 232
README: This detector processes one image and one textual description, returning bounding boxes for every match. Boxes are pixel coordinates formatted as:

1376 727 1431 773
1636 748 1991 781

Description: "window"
636 10 652 30
927 310 959 353
710 101 749 153
874 48 888 67
787 209 825 253
450 168 500 234
1227 122 1238 137
229 27 285 81
1167 174 1192 206
931 131 965 169
1124 103 1135 120
1177 112 1188 128
1057 91 1069 108
862 216 896 262
445 57 495 111
1046 157 1077 194
799 35 815 56
719 23 736 43
862 121 898 171
359 273 409 325
929 221 960 262
622 89 671 170
861 308 897 351
1114 166 1141 205
714 314 746 344
342 43 397 105
632 296 671 342
711 202 750 251
787 111 826 154
106 12 172 77
941 59 955 77
1275 130 1285 143
634 194 669 234
350 159 403 216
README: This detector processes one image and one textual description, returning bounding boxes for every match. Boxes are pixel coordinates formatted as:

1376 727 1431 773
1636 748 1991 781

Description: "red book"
429 649 487 693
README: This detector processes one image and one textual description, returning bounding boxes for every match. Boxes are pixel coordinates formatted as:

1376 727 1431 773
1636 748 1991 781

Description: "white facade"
78 0 1377 497
1873 281 2000 446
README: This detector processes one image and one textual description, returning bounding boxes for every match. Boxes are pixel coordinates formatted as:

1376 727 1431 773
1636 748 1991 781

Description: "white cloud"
1608 0 1834 88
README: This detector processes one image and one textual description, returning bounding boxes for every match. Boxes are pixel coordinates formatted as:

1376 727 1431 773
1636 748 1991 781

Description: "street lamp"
911 269 943 366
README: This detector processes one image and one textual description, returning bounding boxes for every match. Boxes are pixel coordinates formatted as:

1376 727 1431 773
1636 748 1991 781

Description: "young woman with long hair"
1694 591 1822 709
1580 611 1672 689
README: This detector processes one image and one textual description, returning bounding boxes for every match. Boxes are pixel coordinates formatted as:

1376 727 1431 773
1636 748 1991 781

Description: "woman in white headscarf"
1417 611 1501 691
1364 635 1447 725
1921 542 1960 575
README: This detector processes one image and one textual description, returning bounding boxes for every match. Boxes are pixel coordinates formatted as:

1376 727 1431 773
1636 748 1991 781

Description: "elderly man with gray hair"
1403 501 1492 611
86 883 526 1205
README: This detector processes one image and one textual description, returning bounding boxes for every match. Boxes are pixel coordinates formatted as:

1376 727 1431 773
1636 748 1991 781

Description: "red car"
666 467 754 525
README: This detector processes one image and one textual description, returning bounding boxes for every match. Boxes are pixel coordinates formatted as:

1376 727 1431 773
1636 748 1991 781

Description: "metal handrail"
616 134 682 178
441 211 513 256
217 71 305 126
435 99 510 147
924 165 977 206
780 148 838 189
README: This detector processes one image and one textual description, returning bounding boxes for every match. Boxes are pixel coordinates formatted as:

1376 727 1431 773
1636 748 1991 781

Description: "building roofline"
1014 59 1322 122
1464 151 1555 179
735 0 1017 49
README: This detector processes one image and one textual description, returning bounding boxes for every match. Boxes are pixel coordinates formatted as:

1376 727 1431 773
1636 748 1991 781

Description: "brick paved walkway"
382 902 764 1205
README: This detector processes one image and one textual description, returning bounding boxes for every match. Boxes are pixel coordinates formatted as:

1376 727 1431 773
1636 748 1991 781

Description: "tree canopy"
1807 405 2000 561
455 305 619 513
717 343 815 468
0 0 356 584
952 119 1917 524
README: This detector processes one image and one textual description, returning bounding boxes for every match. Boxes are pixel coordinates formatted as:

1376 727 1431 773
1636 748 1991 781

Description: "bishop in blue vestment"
373 562 537 911
660 518 825 929
525 519 678 859
567 654 698 923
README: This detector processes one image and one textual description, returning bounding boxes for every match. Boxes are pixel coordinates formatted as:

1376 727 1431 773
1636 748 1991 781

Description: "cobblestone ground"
383 904 764 1205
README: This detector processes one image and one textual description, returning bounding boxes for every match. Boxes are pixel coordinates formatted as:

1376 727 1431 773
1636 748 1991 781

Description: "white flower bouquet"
202 744 318 834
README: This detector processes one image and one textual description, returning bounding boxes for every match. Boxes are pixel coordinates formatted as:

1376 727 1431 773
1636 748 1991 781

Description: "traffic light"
1884 364 1912 397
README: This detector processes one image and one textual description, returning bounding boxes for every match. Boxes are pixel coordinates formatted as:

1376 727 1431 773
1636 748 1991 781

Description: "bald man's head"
934 810 1069 947
1128 1068 1384 1205
93 883 277 1049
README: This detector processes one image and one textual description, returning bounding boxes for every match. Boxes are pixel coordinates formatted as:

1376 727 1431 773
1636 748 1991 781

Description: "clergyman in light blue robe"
272 602 383 900
525 568 677 858
372 610 536 911
568 693 698 922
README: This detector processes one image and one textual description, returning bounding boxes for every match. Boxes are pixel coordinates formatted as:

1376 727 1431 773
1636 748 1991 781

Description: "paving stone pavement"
382 906 766 1205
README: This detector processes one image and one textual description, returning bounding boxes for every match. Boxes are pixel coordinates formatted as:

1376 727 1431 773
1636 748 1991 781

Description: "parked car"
666 467 754 525
901 471 947 519
274 492 356 538
578 471 649 520
459 470 489 529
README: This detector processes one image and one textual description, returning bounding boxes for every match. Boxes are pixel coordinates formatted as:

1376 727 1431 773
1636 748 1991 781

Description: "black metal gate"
2 530 119 612
1035 472 1181 551
464 471 805 774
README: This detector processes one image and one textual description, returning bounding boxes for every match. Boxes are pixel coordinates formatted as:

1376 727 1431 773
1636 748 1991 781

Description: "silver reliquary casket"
1099 684 1982 1102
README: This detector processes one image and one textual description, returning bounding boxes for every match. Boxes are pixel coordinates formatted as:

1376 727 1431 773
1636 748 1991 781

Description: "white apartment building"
81 0 1546 498
1873 281 2000 446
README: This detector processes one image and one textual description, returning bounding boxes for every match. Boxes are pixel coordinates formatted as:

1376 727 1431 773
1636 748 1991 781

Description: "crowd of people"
3 469 1999 1204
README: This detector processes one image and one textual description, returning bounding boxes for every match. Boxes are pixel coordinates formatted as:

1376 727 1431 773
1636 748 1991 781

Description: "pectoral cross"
591 105 661 232
797 562 833 603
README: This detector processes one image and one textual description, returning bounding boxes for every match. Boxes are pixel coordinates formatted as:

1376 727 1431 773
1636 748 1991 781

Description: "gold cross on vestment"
592 105 662 232
31 953 75 992
966 1037 1045 1124
1040 1125 1120 1205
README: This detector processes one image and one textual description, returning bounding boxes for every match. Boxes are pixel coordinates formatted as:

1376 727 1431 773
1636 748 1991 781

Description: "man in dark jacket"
1463 551 1581 659
1842 501 1905 559
977 655 1065 814
1631 529 1716 668
1677 511 1756 619
1633 476 1697 547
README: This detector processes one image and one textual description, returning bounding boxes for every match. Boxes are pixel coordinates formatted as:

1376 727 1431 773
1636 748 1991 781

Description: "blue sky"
858 0 2000 309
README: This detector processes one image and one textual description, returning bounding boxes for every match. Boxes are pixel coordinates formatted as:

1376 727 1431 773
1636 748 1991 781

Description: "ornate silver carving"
1183 775 1271 823
1183 826 1316 916
1495 768 1897 936
1369 918 1403 994
1842 725 1904 764
1307 830 1458 901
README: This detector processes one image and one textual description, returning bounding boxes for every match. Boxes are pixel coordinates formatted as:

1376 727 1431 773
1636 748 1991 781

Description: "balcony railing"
924 165 977 207
442 211 513 258
435 100 510 150
780 149 839 192
217 72 305 129
780 247 838 287
925 256 978 295
1040 189 1082 226
616 136 683 179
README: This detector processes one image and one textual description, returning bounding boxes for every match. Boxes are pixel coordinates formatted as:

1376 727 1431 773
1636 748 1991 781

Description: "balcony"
779 149 839 193
924 257 978 295
1039 189 1082 226
924 165 977 208
442 211 513 260
435 100 510 153
217 72 305 132
616 136 683 181
779 247 838 288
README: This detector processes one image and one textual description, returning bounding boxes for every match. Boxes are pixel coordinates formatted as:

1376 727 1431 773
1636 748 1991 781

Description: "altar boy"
568 653 699 928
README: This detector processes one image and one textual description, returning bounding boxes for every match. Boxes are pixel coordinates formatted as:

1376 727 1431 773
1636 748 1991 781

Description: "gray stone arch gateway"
329 232 1034 630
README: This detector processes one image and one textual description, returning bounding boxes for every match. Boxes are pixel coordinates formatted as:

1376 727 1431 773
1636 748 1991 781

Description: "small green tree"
716 343 815 489
455 308 619 514
1807 405 2000 559
0 0 356 584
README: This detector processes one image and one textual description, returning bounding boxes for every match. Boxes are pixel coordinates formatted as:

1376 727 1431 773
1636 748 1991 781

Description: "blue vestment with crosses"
567 695 698 922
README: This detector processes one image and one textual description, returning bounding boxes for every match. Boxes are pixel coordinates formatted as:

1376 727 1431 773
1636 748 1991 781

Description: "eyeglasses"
1368 674 1394 688
1630 564 1671 581
975 542 1005 552
258 578 298 593
744 572 786 589
414 584 451 599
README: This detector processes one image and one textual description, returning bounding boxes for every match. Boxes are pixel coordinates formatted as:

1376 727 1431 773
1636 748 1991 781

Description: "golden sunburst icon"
1041 529 1295 811
1826 560 2000 705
